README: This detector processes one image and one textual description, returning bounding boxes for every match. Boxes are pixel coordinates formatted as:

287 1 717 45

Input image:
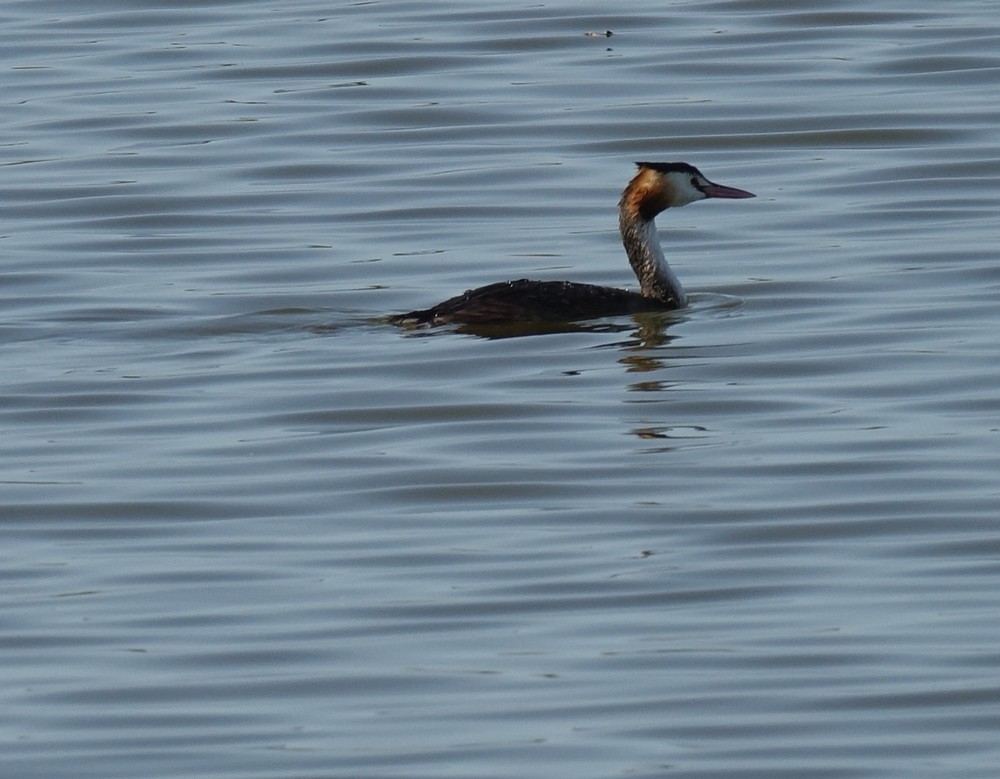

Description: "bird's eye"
690 177 700 188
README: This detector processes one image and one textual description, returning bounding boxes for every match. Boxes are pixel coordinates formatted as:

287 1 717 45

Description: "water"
4 1 1000 777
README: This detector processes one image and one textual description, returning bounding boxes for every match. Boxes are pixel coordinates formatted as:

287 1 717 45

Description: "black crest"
635 161 702 177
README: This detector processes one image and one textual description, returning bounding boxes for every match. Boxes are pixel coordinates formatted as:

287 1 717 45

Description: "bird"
388 162 754 327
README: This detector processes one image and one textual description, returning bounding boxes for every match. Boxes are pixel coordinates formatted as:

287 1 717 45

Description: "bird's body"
403 279 671 325
389 162 754 327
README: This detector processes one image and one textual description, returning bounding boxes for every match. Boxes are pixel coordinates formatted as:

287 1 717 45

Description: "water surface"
4 1 1000 777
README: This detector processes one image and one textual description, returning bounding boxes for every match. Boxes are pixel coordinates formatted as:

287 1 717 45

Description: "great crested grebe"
389 162 754 326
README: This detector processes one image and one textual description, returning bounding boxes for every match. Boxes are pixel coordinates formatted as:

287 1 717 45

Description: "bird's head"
626 161 755 217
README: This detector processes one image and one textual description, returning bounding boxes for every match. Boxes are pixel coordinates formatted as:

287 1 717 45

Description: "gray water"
4 1 1000 777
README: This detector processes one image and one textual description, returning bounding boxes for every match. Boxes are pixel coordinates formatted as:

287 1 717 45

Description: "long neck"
618 206 686 306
